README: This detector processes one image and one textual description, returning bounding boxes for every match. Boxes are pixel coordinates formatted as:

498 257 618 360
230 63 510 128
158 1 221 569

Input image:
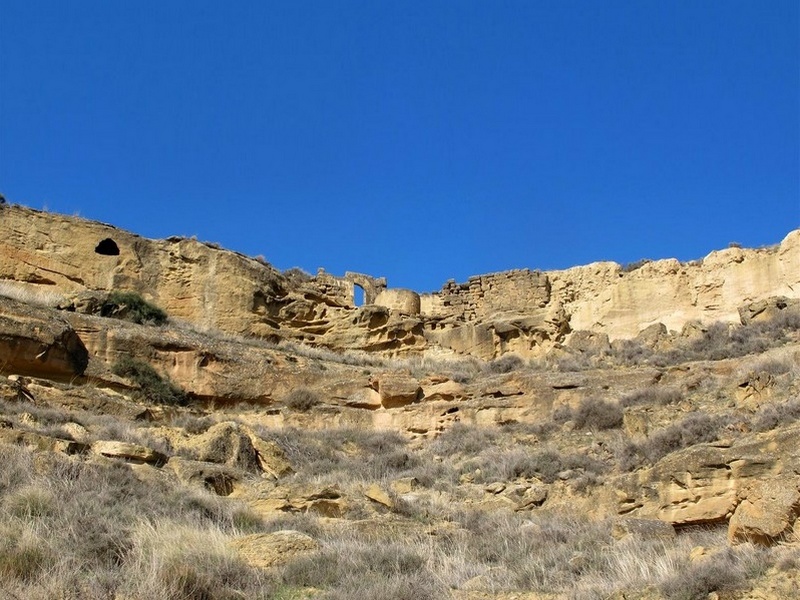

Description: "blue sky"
1 2 798 292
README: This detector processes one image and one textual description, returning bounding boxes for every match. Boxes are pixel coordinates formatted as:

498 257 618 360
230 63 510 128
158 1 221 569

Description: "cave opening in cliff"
353 284 365 306
95 238 120 256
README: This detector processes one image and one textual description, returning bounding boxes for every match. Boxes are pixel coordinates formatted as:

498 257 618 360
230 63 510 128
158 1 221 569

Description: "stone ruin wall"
311 269 388 307
420 269 551 322
2 205 798 353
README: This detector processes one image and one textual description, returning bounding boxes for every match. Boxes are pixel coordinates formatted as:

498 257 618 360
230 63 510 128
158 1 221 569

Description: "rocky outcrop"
249 483 347 518
91 440 167 465
371 373 422 408
0 205 797 360
0 296 89 379
229 530 319 569
0 427 90 455
728 477 800 545
612 425 800 529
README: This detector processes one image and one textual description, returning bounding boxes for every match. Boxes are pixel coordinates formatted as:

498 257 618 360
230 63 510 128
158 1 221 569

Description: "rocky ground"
0 284 799 599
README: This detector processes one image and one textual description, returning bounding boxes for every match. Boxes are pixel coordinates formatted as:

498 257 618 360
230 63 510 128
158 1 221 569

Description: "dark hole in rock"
95 238 120 255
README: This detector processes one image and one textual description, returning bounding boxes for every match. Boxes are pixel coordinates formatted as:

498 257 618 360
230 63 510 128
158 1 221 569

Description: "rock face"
0 205 797 360
0 296 89 379
372 373 422 408
421 231 800 346
728 478 800 545
612 425 800 528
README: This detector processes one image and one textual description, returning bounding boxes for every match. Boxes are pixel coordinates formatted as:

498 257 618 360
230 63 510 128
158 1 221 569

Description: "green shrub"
112 356 187 406
101 291 168 325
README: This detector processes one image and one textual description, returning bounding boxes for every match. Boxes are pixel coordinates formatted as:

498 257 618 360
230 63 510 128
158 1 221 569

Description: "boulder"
0 297 89 379
373 373 421 408
634 322 669 349
738 296 800 325
365 483 393 509
244 429 293 478
249 483 347 518
728 477 800 545
567 330 611 356
185 421 261 473
166 456 242 496
344 388 383 409
229 530 319 569
92 440 167 466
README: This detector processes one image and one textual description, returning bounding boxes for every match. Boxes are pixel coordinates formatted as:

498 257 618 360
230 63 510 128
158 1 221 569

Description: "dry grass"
0 280 66 307
0 442 272 599
0 288 797 599
119 521 272 600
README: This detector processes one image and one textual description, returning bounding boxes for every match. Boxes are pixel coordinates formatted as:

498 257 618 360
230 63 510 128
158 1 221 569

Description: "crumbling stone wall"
420 269 550 321
313 269 354 306
344 272 387 306
312 269 387 307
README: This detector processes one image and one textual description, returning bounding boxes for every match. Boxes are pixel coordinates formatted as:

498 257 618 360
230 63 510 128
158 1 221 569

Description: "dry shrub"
619 413 729 471
0 522 53 582
0 280 66 307
659 546 770 600
262 426 419 482
429 423 502 457
572 398 624 430
486 354 525 374
620 387 682 407
281 536 444 600
752 399 800 432
283 388 320 412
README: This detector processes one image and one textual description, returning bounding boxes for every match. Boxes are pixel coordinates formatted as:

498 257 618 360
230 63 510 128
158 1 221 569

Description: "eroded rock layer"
0 204 797 360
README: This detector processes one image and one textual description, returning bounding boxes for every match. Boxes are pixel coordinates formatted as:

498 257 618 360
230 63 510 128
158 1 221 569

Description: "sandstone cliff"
1 203 799 599
1 204 797 361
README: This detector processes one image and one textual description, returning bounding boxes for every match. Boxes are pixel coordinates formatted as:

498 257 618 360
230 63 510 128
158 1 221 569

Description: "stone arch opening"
95 238 120 256
344 272 387 307
353 284 366 307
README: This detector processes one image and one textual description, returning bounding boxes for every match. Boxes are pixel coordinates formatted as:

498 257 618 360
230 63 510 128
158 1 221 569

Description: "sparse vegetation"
101 291 168 325
486 353 525 374
620 386 682 407
0 280 66 307
0 220 798 598
112 356 188 406
621 258 652 272
282 267 314 287
618 413 730 471
572 398 624 430
283 389 321 412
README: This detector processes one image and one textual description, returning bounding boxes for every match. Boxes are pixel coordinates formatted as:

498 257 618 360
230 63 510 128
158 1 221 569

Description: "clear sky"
1 2 798 292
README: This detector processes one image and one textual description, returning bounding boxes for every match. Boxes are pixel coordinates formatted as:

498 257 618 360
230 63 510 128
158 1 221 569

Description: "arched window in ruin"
95 238 120 256
353 283 366 307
